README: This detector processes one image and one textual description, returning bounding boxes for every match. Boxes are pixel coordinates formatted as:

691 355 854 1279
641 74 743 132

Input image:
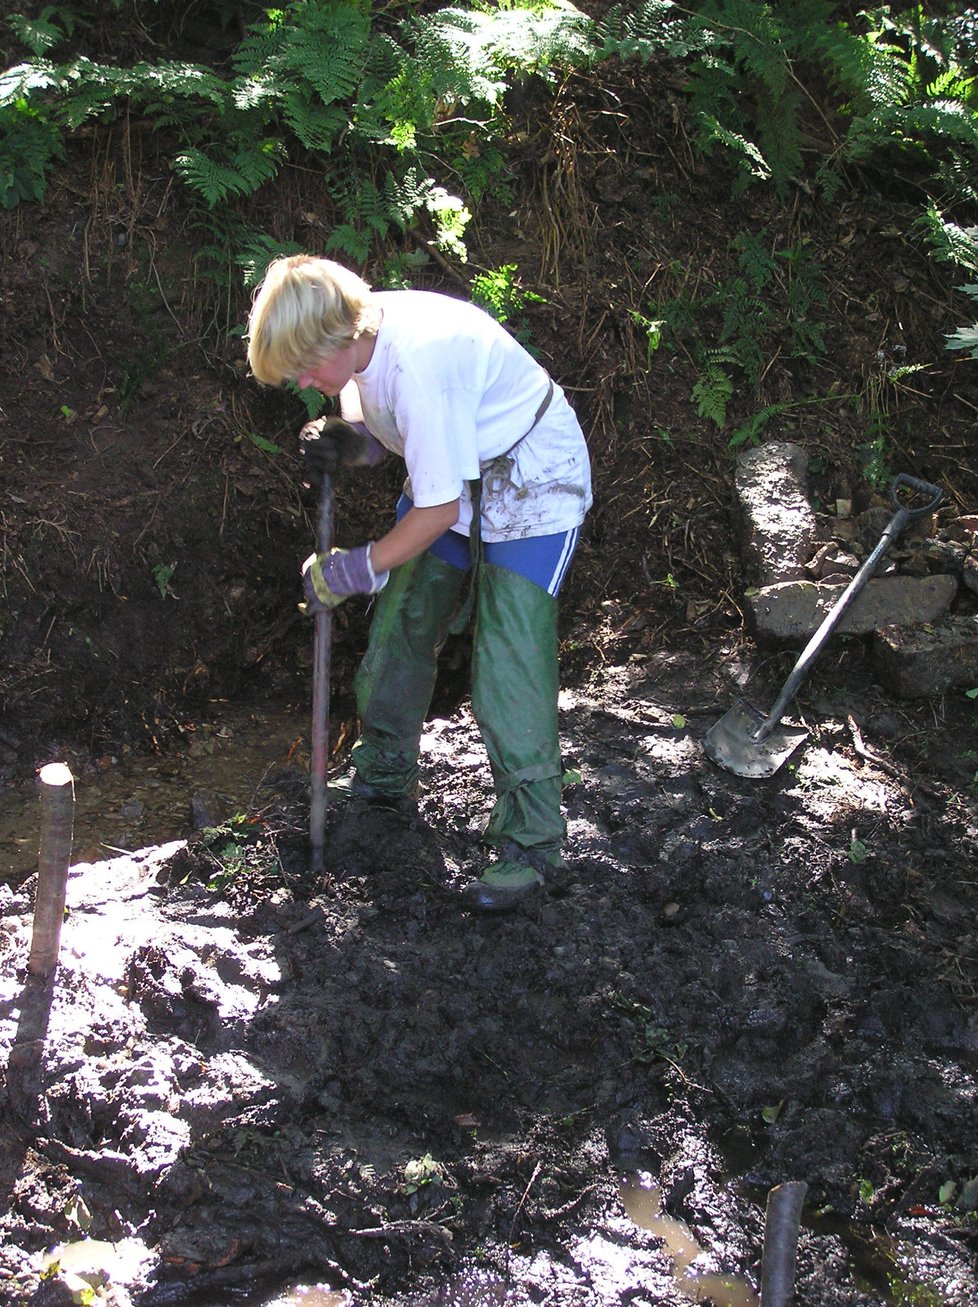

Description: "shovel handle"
310 472 334 875
754 473 943 742
889 473 943 519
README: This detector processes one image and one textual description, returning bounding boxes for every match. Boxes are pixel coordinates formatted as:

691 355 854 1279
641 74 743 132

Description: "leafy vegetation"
1 0 976 435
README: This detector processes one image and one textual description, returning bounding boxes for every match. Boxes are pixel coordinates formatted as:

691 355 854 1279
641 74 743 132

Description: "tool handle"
755 473 942 742
889 473 943 519
309 472 334 875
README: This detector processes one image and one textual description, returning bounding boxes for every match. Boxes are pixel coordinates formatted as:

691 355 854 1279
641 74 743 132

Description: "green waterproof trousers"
352 554 565 859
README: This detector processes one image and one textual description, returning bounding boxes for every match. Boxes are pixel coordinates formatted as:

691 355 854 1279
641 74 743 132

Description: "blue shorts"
396 494 580 597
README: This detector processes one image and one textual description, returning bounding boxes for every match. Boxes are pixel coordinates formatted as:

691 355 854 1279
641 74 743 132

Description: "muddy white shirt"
340 289 592 542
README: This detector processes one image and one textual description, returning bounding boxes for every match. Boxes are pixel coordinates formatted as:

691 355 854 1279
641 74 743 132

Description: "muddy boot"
462 841 562 913
350 550 466 799
327 770 420 810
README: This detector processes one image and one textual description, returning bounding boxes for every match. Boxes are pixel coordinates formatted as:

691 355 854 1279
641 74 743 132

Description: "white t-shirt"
340 290 592 543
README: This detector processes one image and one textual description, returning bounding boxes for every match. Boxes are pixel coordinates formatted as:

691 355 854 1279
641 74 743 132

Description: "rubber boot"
351 551 466 799
463 563 565 912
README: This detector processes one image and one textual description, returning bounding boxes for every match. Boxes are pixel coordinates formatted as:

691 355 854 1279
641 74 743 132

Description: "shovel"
309 471 334 874
704 473 943 778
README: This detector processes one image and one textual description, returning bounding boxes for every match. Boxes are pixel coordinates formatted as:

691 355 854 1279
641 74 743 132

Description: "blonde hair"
246 255 378 385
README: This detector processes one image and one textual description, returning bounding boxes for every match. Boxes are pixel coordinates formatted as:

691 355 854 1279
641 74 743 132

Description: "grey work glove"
299 416 385 486
301 545 389 610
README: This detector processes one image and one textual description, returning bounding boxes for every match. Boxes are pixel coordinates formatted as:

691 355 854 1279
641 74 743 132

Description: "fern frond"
945 322 978 358
596 2 700 63
8 11 67 57
855 38 914 112
0 60 61 107
173 139 283 207
916 206 978 273
128 61 228 109
697 111 771 182
0 95 64 208
846 99 978 163
233 1 369 106
236 233 307 290
709 0 790 98
422 3 595 83
326 223 373 264
281 89 347 152
692 349 737 427
57 58 127 128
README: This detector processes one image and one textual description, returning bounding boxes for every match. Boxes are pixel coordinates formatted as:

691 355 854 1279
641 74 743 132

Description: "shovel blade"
703 699 809 778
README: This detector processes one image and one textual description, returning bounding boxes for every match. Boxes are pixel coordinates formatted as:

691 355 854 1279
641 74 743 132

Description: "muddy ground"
2 9 978 1305
2 643 978 1306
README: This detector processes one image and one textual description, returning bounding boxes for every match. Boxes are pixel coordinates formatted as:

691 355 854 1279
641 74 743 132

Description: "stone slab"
748 573 958 641
735 441 819 587
873 615 978 698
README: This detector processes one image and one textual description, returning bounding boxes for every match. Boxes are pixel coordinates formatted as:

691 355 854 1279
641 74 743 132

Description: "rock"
947 513 978 540
926 540 967 572
749 574 957 641
806 542 860 579
189 790 231 829
855 505 894 549
964 552 978 596
735 441 819 586
873 616 978 698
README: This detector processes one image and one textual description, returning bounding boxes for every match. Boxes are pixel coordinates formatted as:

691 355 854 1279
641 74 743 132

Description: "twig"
507 1159 543 1252
351 1220 453 1245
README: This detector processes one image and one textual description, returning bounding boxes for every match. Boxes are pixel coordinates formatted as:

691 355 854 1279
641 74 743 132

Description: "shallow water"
0 699 312 885
619 1173 759 1307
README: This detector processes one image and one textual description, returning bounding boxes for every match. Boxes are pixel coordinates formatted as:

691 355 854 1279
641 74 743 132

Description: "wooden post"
27 763 75 978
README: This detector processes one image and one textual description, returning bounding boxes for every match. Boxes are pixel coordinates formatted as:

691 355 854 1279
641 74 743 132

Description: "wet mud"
2 645 976 1306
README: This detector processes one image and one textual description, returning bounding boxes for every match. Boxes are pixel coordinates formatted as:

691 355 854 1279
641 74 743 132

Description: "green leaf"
761 1101 783 1124
671 714 687 729
245 431 284 455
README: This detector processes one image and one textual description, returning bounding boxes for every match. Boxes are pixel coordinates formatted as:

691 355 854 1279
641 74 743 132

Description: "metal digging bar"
309 471 334 876
704 474 943 778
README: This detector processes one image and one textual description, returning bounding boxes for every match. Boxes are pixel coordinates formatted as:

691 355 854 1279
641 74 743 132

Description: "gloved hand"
300 416 384 485
302 544 389 610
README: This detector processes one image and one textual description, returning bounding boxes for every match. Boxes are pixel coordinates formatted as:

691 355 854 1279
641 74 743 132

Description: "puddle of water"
174 1271 509 1307
260 1287 350 1307
172 1282 351 1307
0 699 312 884
620 1172 759 1307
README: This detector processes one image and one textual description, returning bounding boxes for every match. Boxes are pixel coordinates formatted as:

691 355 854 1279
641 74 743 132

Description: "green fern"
424 4 594 85
596 2 700 64
697 112 771 185
237 233 307 290
233 2 370 105
0 95 64 207
8 7 75 56
918 210 978 359
847 99 978 164
917 206 978 274
174 139 284 208
946 296 978 359
692 351 737 427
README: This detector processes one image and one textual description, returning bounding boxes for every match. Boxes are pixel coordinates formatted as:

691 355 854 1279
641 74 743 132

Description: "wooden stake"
27 763 75 978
